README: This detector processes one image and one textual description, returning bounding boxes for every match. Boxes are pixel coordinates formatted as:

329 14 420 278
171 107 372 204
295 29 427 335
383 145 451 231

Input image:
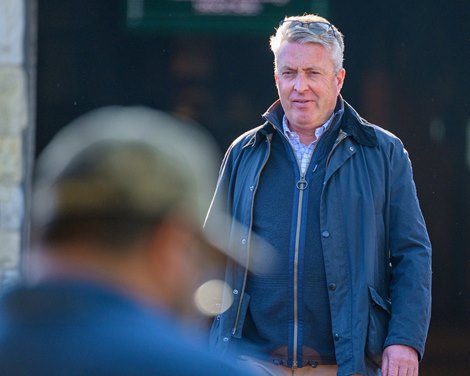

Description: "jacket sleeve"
383 138 432 360
204 141 238 257
204 131 254 239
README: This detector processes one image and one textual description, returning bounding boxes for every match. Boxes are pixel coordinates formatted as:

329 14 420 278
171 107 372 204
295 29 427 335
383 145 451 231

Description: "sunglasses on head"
279 20 337 38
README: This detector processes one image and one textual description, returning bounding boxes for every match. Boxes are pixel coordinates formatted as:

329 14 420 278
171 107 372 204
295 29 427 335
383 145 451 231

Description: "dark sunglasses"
279 20 337 38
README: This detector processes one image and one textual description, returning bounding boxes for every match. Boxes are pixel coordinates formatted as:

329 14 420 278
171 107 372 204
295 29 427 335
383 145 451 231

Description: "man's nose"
294 74 308 92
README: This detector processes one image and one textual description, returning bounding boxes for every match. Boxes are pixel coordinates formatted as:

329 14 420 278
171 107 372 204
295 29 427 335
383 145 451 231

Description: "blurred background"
33 0 469 374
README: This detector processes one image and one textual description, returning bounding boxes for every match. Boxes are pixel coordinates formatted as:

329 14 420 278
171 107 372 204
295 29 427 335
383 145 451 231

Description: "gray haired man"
205 14 431 376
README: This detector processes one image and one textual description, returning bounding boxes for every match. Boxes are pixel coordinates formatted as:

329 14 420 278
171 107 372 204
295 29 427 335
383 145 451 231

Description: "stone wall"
0 0 35 287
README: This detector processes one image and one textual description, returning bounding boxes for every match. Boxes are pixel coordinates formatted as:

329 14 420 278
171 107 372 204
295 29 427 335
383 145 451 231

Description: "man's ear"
336 68 346 94
146 216 192 272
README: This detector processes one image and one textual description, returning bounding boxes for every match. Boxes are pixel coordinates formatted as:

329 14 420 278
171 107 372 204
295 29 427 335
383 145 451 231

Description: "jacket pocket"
366 286 391 368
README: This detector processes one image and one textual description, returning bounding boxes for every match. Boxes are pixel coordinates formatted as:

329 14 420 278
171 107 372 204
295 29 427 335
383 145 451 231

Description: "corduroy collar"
260 96 378 148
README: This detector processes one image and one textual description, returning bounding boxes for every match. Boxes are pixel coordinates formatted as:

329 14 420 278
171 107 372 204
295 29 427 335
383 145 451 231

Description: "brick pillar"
0 0 36 287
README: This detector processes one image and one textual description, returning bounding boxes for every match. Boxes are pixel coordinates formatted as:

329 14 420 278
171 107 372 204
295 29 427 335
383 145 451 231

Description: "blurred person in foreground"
0 107 258 375
205 14 432 376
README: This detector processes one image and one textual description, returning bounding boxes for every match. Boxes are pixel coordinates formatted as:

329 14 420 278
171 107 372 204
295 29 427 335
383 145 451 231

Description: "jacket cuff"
383 338 424 361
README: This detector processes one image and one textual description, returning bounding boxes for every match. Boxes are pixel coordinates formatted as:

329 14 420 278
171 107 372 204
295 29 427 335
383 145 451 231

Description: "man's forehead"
276 42 333 68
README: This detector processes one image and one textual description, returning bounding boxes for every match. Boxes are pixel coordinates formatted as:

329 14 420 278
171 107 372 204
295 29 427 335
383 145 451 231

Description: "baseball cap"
32 106 220 236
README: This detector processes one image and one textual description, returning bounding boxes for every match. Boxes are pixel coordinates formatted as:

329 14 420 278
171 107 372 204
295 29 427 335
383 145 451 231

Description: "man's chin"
289 116 318 129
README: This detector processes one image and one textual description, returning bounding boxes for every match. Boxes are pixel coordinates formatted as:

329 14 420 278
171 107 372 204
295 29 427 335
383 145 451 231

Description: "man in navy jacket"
205 14 431 376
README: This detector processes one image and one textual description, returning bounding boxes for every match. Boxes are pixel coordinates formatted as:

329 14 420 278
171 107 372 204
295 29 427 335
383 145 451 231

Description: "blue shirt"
0 280 256 376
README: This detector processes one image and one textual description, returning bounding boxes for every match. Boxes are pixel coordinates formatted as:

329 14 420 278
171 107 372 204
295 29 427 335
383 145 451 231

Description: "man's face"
275 41 345 135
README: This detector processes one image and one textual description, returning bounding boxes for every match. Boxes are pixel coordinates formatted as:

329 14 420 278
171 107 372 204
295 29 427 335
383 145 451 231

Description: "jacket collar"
341 99 378 147
260 96 378 148
262 99 284 131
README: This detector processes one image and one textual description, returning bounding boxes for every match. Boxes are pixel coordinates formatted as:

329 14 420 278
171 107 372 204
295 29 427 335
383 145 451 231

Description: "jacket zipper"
293 172 308 369
231 135 272 336
289 130 312 369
